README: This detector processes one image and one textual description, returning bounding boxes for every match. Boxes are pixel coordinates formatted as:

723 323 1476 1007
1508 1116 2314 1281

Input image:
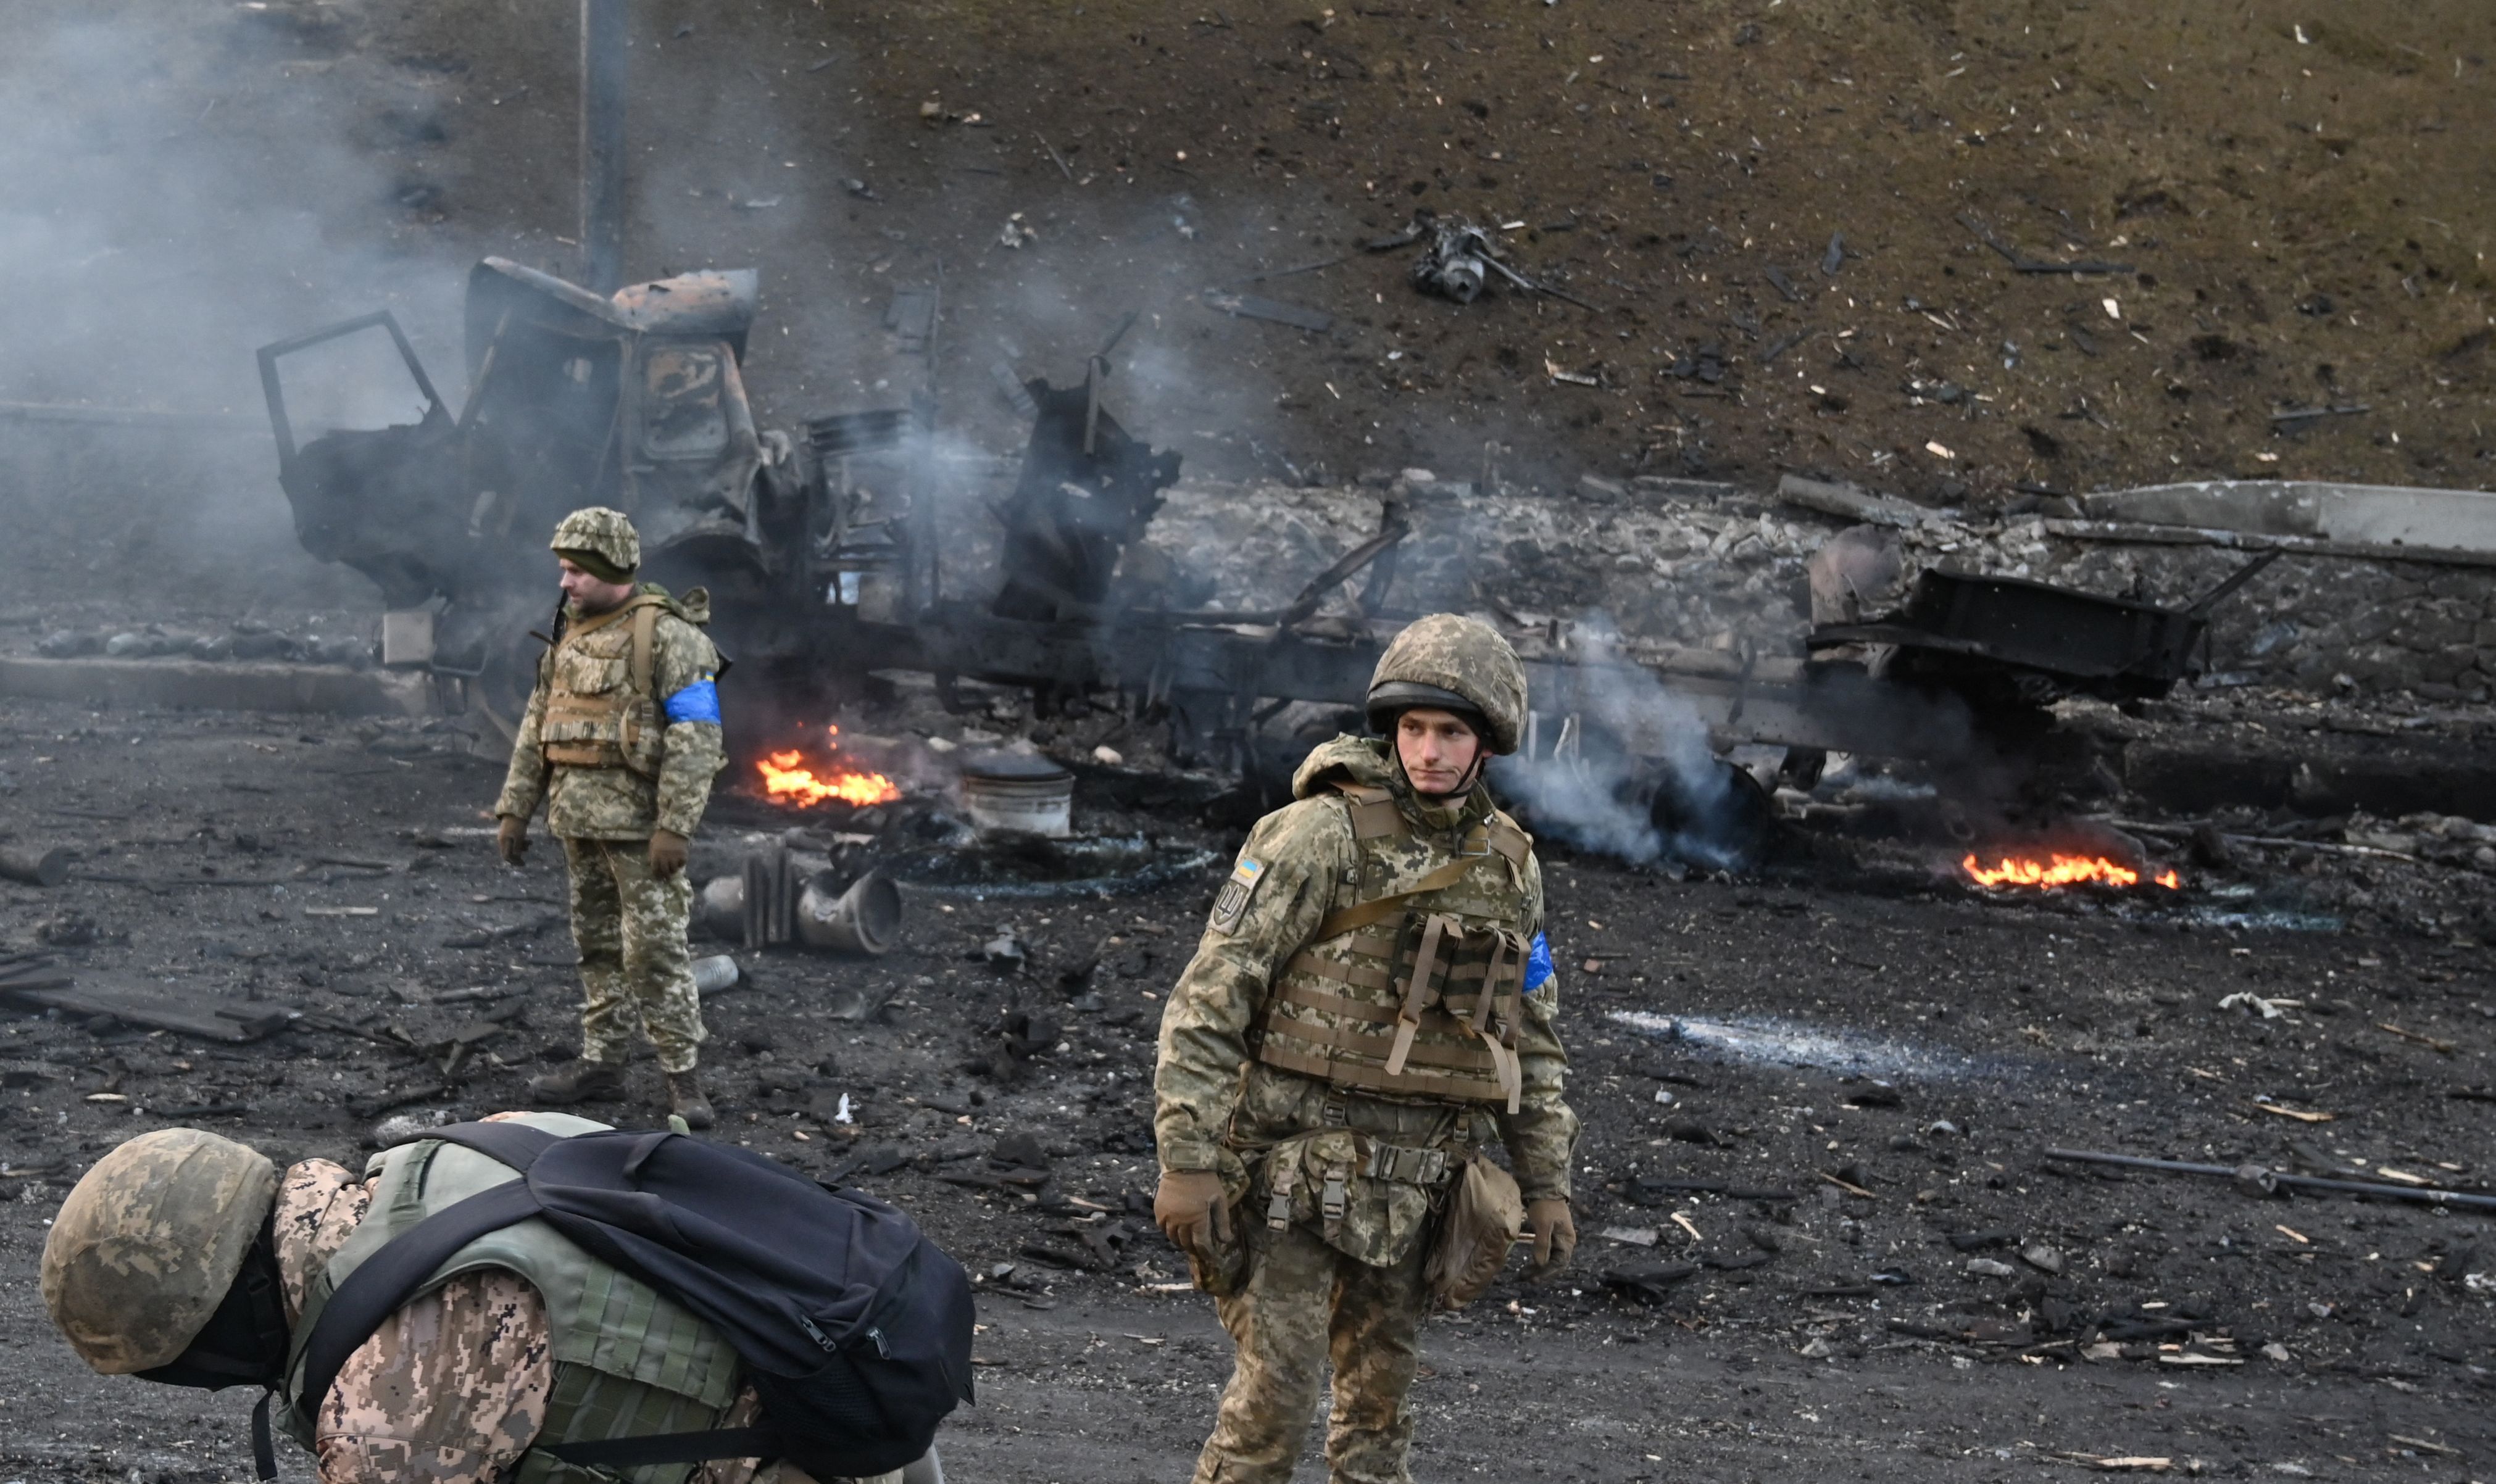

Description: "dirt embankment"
9 1 2495 621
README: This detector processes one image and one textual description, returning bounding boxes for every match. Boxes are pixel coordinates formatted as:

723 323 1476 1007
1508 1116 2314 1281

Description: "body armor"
538 595 673 776
280 1113 740 1484
1253 782 1534 1112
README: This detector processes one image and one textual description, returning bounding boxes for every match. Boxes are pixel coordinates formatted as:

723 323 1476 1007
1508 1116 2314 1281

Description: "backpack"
294 1120 974 1478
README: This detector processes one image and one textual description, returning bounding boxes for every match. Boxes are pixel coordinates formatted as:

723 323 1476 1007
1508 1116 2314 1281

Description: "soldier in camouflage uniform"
41 1124 921 1484
494 507 729 1128
1154 613 1580 1484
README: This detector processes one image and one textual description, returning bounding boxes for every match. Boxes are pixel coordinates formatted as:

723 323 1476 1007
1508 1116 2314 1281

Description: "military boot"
527 1058 626 1106
665 1070 715 1130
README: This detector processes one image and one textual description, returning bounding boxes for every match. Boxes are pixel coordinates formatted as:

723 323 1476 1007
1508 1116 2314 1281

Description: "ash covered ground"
0 1 2494 1482
1 680 2492 1482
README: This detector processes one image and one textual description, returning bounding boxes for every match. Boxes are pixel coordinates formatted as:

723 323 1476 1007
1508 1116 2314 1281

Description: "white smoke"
1491 617 1757 871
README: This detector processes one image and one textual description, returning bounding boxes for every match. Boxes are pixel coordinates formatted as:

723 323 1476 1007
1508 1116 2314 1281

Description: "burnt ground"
1 688 2492 1483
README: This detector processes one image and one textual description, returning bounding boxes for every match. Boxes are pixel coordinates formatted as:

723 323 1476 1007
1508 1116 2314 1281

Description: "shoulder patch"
1208 856 1266 935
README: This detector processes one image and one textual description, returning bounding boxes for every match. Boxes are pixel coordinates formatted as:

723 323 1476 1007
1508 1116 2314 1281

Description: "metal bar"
2183 549 2284 618
2044 1147 2496 1212
580 0 629 293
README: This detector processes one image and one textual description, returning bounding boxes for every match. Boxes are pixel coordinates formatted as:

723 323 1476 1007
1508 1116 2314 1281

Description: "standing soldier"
495 507 727 1129
1153 613 1580 1484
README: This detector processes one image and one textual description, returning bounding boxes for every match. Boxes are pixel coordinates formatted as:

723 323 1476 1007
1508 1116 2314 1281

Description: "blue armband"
662 676 722 725
1525 931 1554 991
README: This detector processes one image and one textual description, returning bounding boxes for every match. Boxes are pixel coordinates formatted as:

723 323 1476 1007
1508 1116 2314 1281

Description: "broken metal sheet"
1198 288 1334 333
0 975 301 1043
1807 553 2279 701
885 288 937 352
2078 479 2496 555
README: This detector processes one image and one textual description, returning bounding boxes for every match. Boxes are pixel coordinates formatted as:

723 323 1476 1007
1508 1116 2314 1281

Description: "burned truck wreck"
259 258 804 724
258 259 2280 847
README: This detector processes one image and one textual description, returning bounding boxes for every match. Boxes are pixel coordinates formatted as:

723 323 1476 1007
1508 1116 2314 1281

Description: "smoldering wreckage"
7 251 2496 1474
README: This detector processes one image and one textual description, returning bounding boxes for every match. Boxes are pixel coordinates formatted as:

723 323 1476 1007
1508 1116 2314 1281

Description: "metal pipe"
2044 1146 2496 1213
579 0 629 293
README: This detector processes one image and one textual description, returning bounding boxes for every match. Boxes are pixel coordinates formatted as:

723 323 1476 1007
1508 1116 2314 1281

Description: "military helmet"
550 506 641 582
1365 613 1528 755
42 1129 279 1375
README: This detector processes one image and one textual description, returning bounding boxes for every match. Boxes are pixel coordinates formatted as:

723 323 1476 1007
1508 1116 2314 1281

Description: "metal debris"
1199 288 1334 333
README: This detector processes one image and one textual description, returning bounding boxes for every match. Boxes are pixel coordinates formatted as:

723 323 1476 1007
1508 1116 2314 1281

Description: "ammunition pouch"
1260 913 1528 1112
1249 1127 1460 1269
1423 1154 1525 1311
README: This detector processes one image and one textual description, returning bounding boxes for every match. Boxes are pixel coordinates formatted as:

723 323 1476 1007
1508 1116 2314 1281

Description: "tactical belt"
1363 1142 1451 1185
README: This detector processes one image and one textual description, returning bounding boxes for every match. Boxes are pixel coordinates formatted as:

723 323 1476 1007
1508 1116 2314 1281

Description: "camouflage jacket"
273 1134 894 1484
1154 736 1578 1203
492 583 726 841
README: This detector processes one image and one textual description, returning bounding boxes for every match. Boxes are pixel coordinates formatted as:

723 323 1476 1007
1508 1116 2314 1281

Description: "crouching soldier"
41 1121 940 1483
494 506 727 1128
1152 613 1581 1484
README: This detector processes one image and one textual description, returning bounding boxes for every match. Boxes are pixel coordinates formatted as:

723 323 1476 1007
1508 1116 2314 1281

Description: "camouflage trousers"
1193 1217 1433 1484
560 836 705 1074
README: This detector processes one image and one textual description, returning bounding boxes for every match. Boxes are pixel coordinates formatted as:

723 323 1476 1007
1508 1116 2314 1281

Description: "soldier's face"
1395 708 1482 797
557 557 635 614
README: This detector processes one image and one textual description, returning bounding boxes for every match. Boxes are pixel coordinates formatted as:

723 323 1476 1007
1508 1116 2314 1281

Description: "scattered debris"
1956 211 2137 276
2045 1146 2496 1212
0 963 299 1043
0 845 69 887
2019 1243 2065 1275
1600 1262 1702 1303
1392 211 1597 310
2250 1096 2336 1124
1198 288 1333 333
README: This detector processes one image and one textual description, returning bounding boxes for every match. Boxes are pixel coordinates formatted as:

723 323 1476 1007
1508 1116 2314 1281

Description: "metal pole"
2044 1147 2496 1213
579 0 628 293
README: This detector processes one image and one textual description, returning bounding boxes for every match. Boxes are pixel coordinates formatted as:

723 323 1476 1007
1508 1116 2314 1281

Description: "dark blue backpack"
296 1120 973 1478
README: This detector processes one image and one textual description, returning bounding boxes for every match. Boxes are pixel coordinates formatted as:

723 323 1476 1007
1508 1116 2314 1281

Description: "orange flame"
754 725 901 808
1961 853 2181 890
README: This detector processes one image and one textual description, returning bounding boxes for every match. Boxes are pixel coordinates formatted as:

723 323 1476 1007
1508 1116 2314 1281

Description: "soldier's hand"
1526 1197 1576 1277
496 815 530 867
1154 1169 1231 1256
648 829 689 877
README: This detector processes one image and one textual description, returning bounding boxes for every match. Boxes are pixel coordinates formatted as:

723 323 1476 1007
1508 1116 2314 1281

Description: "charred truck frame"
258 259 2274 810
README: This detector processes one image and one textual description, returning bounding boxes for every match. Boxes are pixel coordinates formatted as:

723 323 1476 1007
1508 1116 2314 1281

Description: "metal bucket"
796 869 902 955
959 752 1074 838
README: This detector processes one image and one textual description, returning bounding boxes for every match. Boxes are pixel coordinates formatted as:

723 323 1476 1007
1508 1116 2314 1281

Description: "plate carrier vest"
280 1113 742 1484
538 594 676 777
1253 782 1535 1113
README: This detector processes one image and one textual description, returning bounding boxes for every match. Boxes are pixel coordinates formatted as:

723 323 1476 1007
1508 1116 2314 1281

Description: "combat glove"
649 829 689 877
496 814 530 866
1526 1196 1576 1277
1154 1169 1231 1257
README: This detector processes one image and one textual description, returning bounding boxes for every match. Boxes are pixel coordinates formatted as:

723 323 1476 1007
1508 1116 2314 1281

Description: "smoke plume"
1491 618 1762 871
